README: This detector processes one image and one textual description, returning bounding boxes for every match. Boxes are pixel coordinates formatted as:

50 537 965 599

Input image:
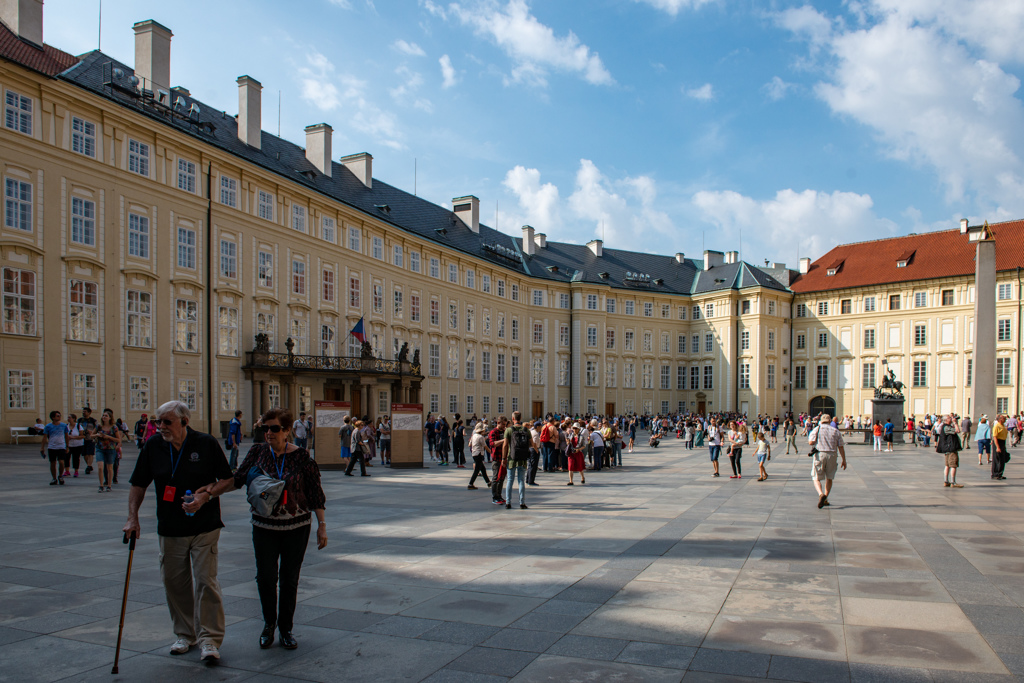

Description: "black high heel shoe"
280 630 298 650
259 623 275 649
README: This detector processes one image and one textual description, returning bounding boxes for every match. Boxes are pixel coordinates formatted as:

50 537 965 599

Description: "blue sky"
44 0 1024 266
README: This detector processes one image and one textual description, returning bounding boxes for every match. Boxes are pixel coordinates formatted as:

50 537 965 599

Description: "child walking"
755 431 770 481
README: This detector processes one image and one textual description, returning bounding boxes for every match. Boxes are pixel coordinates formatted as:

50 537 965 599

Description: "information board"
313 401 350 470
390 403 424 469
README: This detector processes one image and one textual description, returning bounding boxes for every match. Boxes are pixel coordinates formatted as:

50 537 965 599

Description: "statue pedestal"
871 397 906 440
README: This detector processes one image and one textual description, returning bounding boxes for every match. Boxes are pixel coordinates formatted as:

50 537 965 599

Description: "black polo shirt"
129 427 233 537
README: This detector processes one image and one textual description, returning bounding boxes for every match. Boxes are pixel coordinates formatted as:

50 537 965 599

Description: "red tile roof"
791 219 1024 294
0 22 78 77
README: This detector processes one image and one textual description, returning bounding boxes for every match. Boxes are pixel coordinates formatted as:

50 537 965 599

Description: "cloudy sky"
45 0 1024 266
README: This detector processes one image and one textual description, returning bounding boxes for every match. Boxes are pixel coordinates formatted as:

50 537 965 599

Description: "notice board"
390 403 423 469
313 401 350 470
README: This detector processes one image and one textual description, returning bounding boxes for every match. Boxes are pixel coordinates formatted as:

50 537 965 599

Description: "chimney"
341 153 373 189
730 250 740 264
587 239 603 257
522 226 535 255
675 253 685 264
452 195 479 233
304 123 332 177
236 76 262 149
1 0 43 46
534 233 546 249
133 20 173 91
771 262 786 270
799 257 811 274
959 218 969 234
703 250 723 270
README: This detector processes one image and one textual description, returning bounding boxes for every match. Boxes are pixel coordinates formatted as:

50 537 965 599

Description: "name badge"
162 485 176 502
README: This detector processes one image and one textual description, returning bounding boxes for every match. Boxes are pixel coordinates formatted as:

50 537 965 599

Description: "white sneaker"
200 644 220 662
169 638 194 655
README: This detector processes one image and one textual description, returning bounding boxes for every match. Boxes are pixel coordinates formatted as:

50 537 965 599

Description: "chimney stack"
452 195 479 233
1 0 43 46
799 257 811 274
341 153 373 189
133 20 172 91
703 250 723 270
675 253 685 264
236 76 262 149
535 233 546 249
960 218 969 233
522 226 535 255
304 123 332 177
587 239 603 257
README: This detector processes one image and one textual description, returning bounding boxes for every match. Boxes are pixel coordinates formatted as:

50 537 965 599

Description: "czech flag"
350 317 366 343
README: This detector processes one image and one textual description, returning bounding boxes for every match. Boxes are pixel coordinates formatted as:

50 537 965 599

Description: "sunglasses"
264 424 286 433
156 418 180 426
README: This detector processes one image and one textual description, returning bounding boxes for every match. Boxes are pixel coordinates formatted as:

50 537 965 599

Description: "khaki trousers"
158 529 225 647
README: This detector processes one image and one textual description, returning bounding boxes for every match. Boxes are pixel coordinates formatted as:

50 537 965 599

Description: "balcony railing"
244 350 422 377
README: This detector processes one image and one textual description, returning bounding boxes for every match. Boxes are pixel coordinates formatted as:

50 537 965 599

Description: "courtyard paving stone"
0 435 1021 681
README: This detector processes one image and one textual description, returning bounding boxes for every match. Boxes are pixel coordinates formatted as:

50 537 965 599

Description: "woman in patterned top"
199 407 327 651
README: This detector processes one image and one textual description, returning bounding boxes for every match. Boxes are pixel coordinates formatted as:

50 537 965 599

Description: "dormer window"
896 249 915 268
827 268 838 276
826 259 844 276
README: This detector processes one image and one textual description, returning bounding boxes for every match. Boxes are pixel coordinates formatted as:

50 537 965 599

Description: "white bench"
10 427 33 444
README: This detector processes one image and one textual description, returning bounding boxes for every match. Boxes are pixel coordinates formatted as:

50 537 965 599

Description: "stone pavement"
1 435 1022 683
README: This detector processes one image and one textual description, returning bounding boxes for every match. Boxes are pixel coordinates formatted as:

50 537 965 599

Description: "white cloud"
762 76 795 101
778 1 1024 218
421 0 448 19
692 188 897 263
503 166 561 230
393 39 426 56
632 0 719 16
685 83 715 101
449 0 613 87
568 160 674 246
439 54 458 88
327 0 353 8
390 66 433 113
298 50 405 150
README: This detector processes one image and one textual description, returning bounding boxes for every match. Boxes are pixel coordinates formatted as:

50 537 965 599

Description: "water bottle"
184 490 195 517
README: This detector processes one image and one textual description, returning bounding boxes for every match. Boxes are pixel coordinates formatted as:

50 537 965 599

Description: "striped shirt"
808 423 845 452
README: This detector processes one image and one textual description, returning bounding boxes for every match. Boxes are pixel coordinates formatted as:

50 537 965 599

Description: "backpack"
245 466 285 517
510 426 532 461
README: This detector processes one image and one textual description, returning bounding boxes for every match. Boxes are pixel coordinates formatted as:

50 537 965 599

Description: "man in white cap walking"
807 413 847 509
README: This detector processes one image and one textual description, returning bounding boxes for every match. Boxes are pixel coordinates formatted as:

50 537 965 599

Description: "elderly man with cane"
807 413 847 509
122 400 234 663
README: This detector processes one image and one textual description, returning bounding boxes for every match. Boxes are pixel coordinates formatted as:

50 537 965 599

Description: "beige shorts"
944 451 959 468
812 451 839 481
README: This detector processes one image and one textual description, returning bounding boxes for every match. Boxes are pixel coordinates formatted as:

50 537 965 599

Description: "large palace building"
0 4 1021 435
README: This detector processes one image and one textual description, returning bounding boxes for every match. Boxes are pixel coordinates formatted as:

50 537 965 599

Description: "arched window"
809 396 836 418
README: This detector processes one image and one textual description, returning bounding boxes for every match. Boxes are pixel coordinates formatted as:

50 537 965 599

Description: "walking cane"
111 531 137 675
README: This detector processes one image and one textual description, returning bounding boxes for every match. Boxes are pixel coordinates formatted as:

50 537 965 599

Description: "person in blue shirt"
883 419 895 452
40 410 70 485
228 410 243 470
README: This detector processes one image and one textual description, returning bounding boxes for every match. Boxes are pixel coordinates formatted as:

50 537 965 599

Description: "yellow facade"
0 46 793 434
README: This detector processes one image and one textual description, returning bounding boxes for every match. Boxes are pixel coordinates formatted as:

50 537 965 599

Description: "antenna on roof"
414 158 417 196
277 90 281 137
97 0 102 51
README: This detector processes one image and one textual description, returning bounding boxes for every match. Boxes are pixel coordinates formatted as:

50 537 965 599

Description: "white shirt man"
807 414 847 509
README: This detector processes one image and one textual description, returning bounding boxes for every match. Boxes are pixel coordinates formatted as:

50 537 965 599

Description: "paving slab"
0 437 1021 682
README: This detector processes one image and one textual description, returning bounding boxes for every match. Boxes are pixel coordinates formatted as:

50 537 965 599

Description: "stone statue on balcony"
412 348 420 365
254 333 270 353
360 341 374 359
397 342 409 362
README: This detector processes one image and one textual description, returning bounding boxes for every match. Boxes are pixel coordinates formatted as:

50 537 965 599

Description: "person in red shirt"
539 415 557 472
487 416 508 505
872 421 883 451
907 416 917 447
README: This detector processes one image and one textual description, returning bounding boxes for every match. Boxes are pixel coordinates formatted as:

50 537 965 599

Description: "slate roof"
0 21 78 76
51 49 790 297
790 219 1024 294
